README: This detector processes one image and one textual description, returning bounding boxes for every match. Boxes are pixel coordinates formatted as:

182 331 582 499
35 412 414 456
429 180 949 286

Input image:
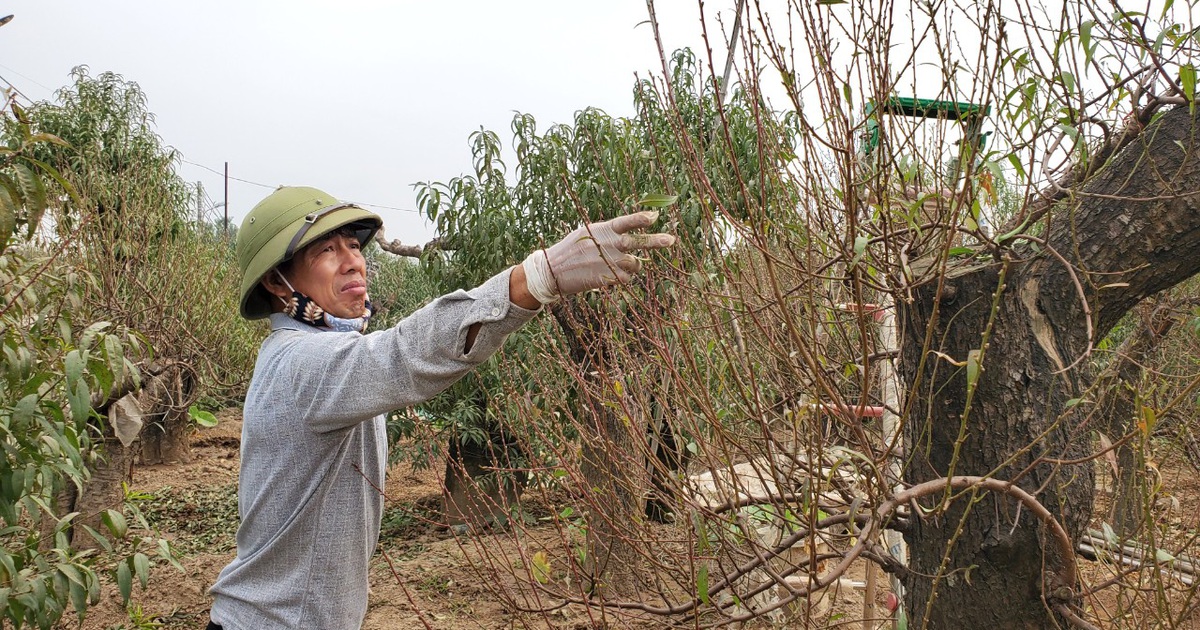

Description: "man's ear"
261 269 291 303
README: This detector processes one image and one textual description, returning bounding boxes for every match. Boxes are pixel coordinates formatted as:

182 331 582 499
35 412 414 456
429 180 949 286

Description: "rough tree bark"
898 104 1200 628
49 361 195 548
551 301 651 598
138 362 195 465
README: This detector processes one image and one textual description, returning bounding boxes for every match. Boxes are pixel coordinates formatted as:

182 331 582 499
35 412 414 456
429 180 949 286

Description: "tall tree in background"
25 67 259 546
31 67 258 400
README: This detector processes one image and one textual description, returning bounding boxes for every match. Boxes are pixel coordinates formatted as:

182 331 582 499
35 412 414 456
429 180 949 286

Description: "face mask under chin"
276 271 373 333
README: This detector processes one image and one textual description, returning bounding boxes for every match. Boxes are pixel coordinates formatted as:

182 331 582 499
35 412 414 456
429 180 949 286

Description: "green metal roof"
862 96 991 155
871 96 991 121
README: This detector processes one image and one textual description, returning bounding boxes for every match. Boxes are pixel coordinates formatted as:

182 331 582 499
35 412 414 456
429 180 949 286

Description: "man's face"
280 232 369 319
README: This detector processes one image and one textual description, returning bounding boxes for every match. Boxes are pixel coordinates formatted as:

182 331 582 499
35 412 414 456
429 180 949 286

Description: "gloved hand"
521 210 676 304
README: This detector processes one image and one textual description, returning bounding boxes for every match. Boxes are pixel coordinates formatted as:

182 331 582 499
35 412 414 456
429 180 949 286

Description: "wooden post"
224 161 230 239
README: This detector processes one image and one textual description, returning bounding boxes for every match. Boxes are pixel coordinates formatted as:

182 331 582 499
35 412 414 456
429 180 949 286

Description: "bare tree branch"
373 226 446 258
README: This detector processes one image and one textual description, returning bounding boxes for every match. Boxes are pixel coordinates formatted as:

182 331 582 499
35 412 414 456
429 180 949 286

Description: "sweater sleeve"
264 267 540 433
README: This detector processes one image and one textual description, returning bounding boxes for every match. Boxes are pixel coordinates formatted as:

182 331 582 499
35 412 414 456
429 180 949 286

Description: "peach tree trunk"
552 301 651 598
898 104 1200 628
138 364 195 466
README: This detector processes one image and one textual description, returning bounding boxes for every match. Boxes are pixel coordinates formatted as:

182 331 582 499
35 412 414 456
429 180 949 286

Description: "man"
207 186 674 629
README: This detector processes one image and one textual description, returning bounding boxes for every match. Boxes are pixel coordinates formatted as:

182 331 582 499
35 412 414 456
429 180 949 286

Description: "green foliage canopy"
27 67 259 403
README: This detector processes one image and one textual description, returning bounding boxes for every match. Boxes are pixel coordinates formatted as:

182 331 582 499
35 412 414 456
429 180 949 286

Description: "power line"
0 63 55 96
0 71 426 218
358 201 424 215
179 158 424 215
180 158 273 189
0 73 38 106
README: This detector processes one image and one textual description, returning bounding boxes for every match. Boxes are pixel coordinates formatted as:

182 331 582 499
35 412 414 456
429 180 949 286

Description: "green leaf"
68 379 90 424
133 552 150 588
853 235 867 256
116 561 132 604
79 321 112 351
87 565 101 603
636 193 678 208
966 349 982 390
68 579 88 621
996 216 1031 246
157 538 185 572
1080 20 1094 63
1060 71 1076 93
58 563 85 588
13 163 47 237
188 405 218 428
1139 404 1157 437
1101 522 1118 545
1007 153 1026 179
101 509 127 539
13 394 38 427
0 185 15 254
1181 64 1196 105
697 564 710 604
103 335 126 390
1155 548 1176 564
64 350 84 387
20 157 81 204
27 133 71 149
78 525 113 553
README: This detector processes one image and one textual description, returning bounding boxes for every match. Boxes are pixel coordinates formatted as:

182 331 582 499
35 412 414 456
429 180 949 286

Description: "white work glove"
521 210 676 304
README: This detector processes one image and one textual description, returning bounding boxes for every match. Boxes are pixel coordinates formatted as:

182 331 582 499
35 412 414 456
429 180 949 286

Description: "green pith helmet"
236 186 382 320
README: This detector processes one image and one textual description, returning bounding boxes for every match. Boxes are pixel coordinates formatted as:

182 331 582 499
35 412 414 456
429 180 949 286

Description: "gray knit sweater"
209 269 539 629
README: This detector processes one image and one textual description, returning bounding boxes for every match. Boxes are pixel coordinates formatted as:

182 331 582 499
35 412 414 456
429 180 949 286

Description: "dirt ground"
63 408 1200 629
71 409 541 630
65 410 883 630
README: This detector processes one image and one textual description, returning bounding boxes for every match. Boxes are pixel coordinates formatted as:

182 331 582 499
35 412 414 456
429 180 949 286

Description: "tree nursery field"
10 0 1200 628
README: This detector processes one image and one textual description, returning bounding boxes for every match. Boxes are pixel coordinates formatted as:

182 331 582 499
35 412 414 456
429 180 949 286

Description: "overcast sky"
0 1 726 243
